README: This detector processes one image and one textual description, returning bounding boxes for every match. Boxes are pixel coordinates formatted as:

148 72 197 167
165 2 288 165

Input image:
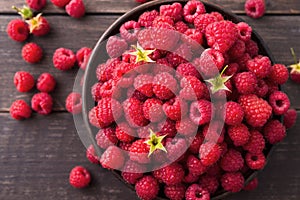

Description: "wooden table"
0 0 299 199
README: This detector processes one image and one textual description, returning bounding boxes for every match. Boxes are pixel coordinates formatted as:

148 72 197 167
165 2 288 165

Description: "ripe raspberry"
186 155 207 176
86 145 99 164
106 36 128 58
163 97 188 121
133 74 153 97
123 98 149 127
22 42 43 64
189 100 212 125
224 101 244 126
36 73 56 93
51 0 71 8
91 82 102 102
263 119 286 144
177 63 201 80
236 53 251 71
245 40 259 57
188 133 204 154
95 127 118 149
239 94 272 127
27 14 50 36
135 176 159 200
234 72 257 94
245 152 266 170
243 178 258 191
160 2 183 22
157 118 177 138
153 72 178 100
120 21 140 43
228 40 246 60
119 142 132 152
152 27 180 51
165 137 187 161
6 19 29 42
228 123 251 147
143 98 164 122
194 13 218 33
176 117 198 136
98 79 121 99
65 92 82 114
220 149 244 172
138 10 159 27
164 184 186 200
183 28 204 50
10 100 32 120
100 146 125 170
247 56 271 78
210 12 224 21
175 21 189 33
236 22 252 42
121 160 146 184
116 122 135 143
205 20 238 53
221 172 244 193
31 92 53 115
199 142 221 167
284 109 297 129
183 172 199 184
66 0 85 18
76 47 92 70
268 64 289 85
202 121 225 144
154 163 185 185
14 71 35 92
53 48 76 70
255 79 268 98
245 0 265 19
95 97 122 127
180 76 205 101
198 174 219 194
185 184 210 200
224 63 239 76
269 91 290 115
69 166 91 188
183 0 206 23
152 15 174 27
243 130 265 154
129 139 150 164
26 0 46 11
96 58 121 82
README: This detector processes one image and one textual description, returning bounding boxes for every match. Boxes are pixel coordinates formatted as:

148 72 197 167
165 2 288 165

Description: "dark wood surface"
0 0 299 200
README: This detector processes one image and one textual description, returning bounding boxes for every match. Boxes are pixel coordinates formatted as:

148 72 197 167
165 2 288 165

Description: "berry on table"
10 100 32 120
31 92 53 115
135 176 159 200
14 71 35 92
283 109 297 129
6 19 29 42
65 92 82 114
268 91 290 115
76 47 92 70
53 48 76 70
51 0 71 8
22 42 43 64
267 64 289 85
245 0 265 19
36 73 56 93
26 13 50 36
26 0 47 11
289 48 300 83
69 166 91 188
66 0 86 18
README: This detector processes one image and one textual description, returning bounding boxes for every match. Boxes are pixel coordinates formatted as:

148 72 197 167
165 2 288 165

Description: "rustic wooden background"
0 0 299 199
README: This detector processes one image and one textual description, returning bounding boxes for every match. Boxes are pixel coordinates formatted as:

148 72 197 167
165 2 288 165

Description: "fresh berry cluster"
51 0 86 18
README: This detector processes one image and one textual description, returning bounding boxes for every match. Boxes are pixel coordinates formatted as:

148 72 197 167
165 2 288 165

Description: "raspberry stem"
144 129 167 157
290 48 299 64
12 5 33 20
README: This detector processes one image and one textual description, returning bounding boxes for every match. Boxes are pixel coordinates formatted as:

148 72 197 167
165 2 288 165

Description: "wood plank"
0 0 299 14
0 112 299 200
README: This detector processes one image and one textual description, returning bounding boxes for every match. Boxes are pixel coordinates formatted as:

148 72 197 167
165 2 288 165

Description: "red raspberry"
163 97 188 121
175 21 189 33
243 178 258 191
98 79 121 99
220 149 244 172
198 174 219 194
100 146 125 170
255 79 268 98
160 2 183 22
176 117 198 136
269 91 290 115
284 109 297 129
183 0 206 23
91 82 102 102
236 22 252 42
228 40 246 60
143 98 164 122
243 130 265 154
245 40 259 57
152 27 180 51
177 63 201 80
69 166 91 188
96 98 122 127
95 127 118 149
51 0 71 8
156 163 185 186
245 0 265 19
186 155 207 176
164 184 186 200
221 172 244 193
10 100 32 120
129 139 150 164
22 42 43 64
14 71 35 92
138 10 159 27
26 0 46 10
199 142 221 167
76 47 92 70
183 172 199 184
234 72 257 94
6 19 29 42
27 14 50 36
224 63 239 76
66 0 85 18
202 121 225 144
119 142 132 151
96 58 121 82
183 28 204 50
185 184 210 200
106 36 128 58
116 122 135 143
263 119 286 144
224 101 244 126
205 20 238 53
210 12 224 21
36 73 56 93
152 15 174 27
53 48 76 70
157 118 177 138
188 133 204 154
121 160 146 184
65 92 82 114
133 74 154 97
165 137 187 161
153 72 178 100
245 152 266 170
194 13 217 33
180 76 205 101
236 53 251 71
189 100 212 125
239 94 272 127
247 56 271 78
135 176 159 200
268 64 289 85
120 20 140 43
86 145 99 164
31 92 53 115
123 98 149 127
228 123 251 146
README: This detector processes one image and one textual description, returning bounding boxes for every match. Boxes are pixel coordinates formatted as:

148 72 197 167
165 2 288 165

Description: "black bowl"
82 0 276 199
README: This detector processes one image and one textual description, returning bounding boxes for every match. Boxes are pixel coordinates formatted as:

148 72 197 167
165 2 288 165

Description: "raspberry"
31 92 53 115
129 139 150 164
154 163 185 185
95 127 118 149
202 121 225 144
86 145 99 164
186 155 207 176
10 100 32 120
284 109 297 129
228 123 251 146
234 72 257 94
157 118 177 138
268 64 289 85
6 19 29 42
153 72 178 100
100 146 125 170
221 172 244 193
26 0 46 10
65 92 82 114
175 21 189 33
96 58 121 82
95 98 122 127
14 71 35 92
255 79 268 98
263 119 286 144
245 152 266 170
199 142 221 167
224 101 244 126
106 36 128 58
180 76 204 101
36 73 56 93
189 100 212 125
210 12 224 21
183 0 206 23
185 184 210 200
163 97 188 121
176 117 198 136
165 137 187 161
98 79 120 99
198 174 219 194
76 47 92 70
152 15 174 27
27 14 50 36
160 2 183 22
166 52 188 68
224 63 239 76
244 40 258 58
133 74 154 97
120 21 140 43
123 98 149 127
121 160 146 184
164 184 186 200
236 53 251 71
116 122 135 143
51 0 71 8
119 142 132 151
205 20 238 53
269 91 290 115
183 172 200 184
184 28 204 50
220 149 244 172
66 0 85 18
135 176 159 200
194 13 218 33
243 130 265 154
91 82 102 102
152 27 180 51
69 166 91 188
53 48 76 70
236 22 252 42
188 133 204 154
243 178 258 191
245 0 265 19
247 56 271 78
143 98 164 122
22 42 43 64
177 63 201 80
138 10 159 27
228 40 246 60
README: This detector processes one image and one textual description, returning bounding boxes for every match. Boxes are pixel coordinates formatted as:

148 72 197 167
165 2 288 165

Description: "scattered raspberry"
175 21 189 33
14 71 35 92
76 47 92 70
138 10 159 27
53 48 76 70
236 22 252 42
27 14 50 36
116 122 135 143
6 19 29 42
106 36 128 58
164 184 186 200
221 172 244 193
194 13 218 33
100 146 125 170
86 145 99 164
66 0 85 18
268 64 289 85
135 176 159 200
189 100 212 125
121 160 146 184
160 2 183 22
234 72 257 94
36 73 56 93
143 98 164 122
284 109 297 129
199 142 221 167
183 0 206 23
69 166 91 188
245 152 266 170
246 56 271 78
95 127 118 149
163 97 187 121
186 155 207 176
129 139 150 164
26 0 47 11
243 130 265 154
133 74 154 97
65 92 82 114
269 91 290 115
51 0 71 8
185 184 210 200
243 178 258 191
263 119 286 144
22 42 43 64
224 101 244 126
245 0 265 19
245 40 259 57
10 100 32 120
31 92 53 115
153 72 178 100
198 174 219 194
123 98 149 127
220 149 244 172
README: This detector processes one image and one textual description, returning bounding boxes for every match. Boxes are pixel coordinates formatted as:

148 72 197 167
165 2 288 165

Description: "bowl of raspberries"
82 0 291 199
